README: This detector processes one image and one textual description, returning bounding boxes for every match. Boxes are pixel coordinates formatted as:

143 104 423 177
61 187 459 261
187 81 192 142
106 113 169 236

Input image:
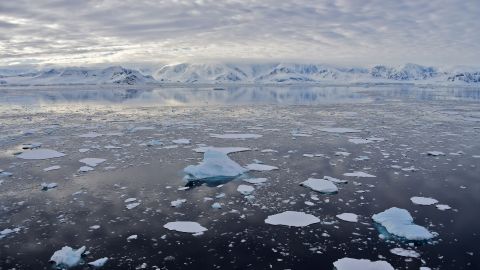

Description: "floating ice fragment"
127 235 138 241
323 176 348 184
333 258 394 270
343 171 376 178
126 203 140 210
300 178 338 193
390 248 420 258
184 150 247 180
211 202 222 209
265 211 320 227
124 198 137 203
335 151 351 157
17 149 66 160
372 207 434 240
319 128 361 133
43 165 61 172
245 163 278 171
237 184 254 195
88 257 108 268
78 132 102 138
336 213 359 222
193 146 250 154
49 246 86 268
22 142 42 149
41 182 58 190
79 158 106 167
427 151 445 156
410 196 438 206
172 139 190 144
210 133 262 139
79 166 94 172
171 199 186 207
436 204 451 211
163 221 207 233
243 178 268 184
89 225 100 230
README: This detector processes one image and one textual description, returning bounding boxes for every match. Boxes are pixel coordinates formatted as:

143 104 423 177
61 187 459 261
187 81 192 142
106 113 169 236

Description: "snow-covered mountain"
0 66 155 86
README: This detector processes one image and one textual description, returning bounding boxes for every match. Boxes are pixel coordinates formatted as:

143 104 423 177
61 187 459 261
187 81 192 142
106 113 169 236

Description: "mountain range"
1 63 479 86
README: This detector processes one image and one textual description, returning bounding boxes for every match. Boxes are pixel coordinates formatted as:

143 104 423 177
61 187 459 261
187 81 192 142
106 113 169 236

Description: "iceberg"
372 207 435 240
184 150 247 180
49 246 86 268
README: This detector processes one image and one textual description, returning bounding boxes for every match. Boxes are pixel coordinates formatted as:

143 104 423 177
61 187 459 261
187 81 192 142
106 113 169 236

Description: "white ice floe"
343 171 376 178
127 234 138 241
43 165 61 172
333 258 394 270
318 128 361 133
335 151 351 157
245 163 278 171
265 211 320 227
126 202 140 210
436 204 451 211
41 182 58 190
427 151 445 156
323 176 348 184
78 166 94 172
163 221 207 233
89 225 100 230
210 133 262 139
50 246 86 268
390 247 420 258
184 150 247 180
237 184 255 195
171 199 186 207
172 139 190 144
300 178 338 193
0 227 20 239
88 257 108 268
124 198 137 203
193 146 250 154
410 196 438 206
79 148 90 153
211 202 222 209
78 132 102 138
17 149 66 160
372 207 434 240
243 178 268 184
336 213 359 222
79 158 106 167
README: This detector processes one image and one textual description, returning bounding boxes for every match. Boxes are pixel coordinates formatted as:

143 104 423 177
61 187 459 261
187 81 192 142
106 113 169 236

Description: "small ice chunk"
49 246 86 268
245 163 278 171
126 202 140 210
78 132 102 138
343 171 376 178
41 182 58 190
436 204 451 211
78 166 94 172
336 213 359 222
88 257 108 268
184 150 247 180
265 211 320 227
335 151 351 157
171 199 186 207
210 133 262 139
89 225 101 230
243 178 267 184
124 198 137 203
172 139 190 144
410 196 438 206
333 258 394 270
163 221 207 233
390 248 420 258
237 184 255 195
127 234 138 240
427 151 445 156
193 146 250 154
211 202 222 209
300 178 338 193
319 128 361 133
372 207 434 240
79 158 106 167
43 165 61 172
323 176 348 184
17 149 66 160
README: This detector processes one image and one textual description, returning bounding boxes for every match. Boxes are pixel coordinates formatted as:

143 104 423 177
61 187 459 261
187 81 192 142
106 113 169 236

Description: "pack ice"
184 150 247 180
372 207 435 240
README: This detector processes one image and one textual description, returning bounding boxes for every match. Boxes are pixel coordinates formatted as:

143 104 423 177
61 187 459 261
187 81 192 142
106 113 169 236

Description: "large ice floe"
49 246 86 268
17 149 66 160
410 196 438 206
372 207 435 240
333 257 394 270
184 150 247 180
265 211 320 227
163 221 207 234
300 178 338 193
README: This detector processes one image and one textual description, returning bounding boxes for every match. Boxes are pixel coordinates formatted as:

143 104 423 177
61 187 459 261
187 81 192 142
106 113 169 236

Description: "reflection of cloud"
0 0 479 66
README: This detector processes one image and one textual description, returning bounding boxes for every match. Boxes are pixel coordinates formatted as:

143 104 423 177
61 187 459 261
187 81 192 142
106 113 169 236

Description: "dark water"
0 85 479 269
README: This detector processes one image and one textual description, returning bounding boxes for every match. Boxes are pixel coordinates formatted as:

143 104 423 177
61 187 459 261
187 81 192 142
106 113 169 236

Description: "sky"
0 0 479 68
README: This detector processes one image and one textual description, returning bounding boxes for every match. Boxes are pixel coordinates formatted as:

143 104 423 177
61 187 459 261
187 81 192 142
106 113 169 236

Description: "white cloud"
0 0 479 67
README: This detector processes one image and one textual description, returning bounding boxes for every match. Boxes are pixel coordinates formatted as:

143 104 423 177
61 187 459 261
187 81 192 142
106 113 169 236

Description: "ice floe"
43 165 61 172
210 133 262 139
171 199 186 207
41 182 58 190
343 171 376 178
78 166 94 172
323 176 348 184
372 207 435 240
126 202 140 210
410 196 438 206
318 128 361 133
265 211 320 227
49 246 86 268
184 150 247 180
336 213 359 222
88 257 108 268
172 139 190 144
243 178 267 184
333 258 394 270
237 184 254 195
163 221 207 234
245 163 278 171
300 178 338 193
390 247 420 258
78 132 102 138
193 146 250 154
17 149 66 160
79 158 106 167
436 204 451 211
427 151 445 156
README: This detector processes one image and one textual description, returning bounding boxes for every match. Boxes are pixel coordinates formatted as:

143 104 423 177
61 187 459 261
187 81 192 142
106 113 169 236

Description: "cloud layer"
0 0 479 67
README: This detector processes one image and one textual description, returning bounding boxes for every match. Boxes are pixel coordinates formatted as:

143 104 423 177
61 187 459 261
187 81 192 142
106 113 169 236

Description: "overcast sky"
1 0 479 67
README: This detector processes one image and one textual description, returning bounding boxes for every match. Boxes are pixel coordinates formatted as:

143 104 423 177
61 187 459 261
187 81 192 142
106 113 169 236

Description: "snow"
265 211 320 227
184 150 247 180
163 221 207 233
333 258 394 270
300 178 338 193
336 213 359 222
210 133 262 139
410 196 438 206
79 158 106 167
43 165 61 172
237 184 255 195
17 149 66 160
193 146 250 154
319 128 361 133
172 139 190 144
372 207 435 240
390 247 420 258
343 171 376 178
245 163 278 171
243 178 267 184
49 246 86 268
88 257 108 268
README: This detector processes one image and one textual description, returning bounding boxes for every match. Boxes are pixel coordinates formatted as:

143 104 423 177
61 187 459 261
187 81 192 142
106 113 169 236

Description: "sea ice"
333 258 394 270
49 246 86 268
323 176 348 184
427 151 445 156
172 139 190 144
372 207 434 240
78 132 102 138
336 213 359 222
41 182 58 190
390 247 420 258
436 204 451 211
243 178 267 184
318 128 361 133
300 178 338 193
171 199 186 207
237 184 255 195
78 166 94 172
184 150 247 180
193 146 250 154
245 163 278 171
163 221 207 233
79 158 106 167
210 133 262 139
410 196 438 206
343 171 376 178
126 202 140 210
17 149 66 160
43 165 61 172
88 257 108 268
265 211 320 227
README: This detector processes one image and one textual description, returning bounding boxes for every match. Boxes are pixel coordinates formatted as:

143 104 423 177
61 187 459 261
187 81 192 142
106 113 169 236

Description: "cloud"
0 0 479 67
